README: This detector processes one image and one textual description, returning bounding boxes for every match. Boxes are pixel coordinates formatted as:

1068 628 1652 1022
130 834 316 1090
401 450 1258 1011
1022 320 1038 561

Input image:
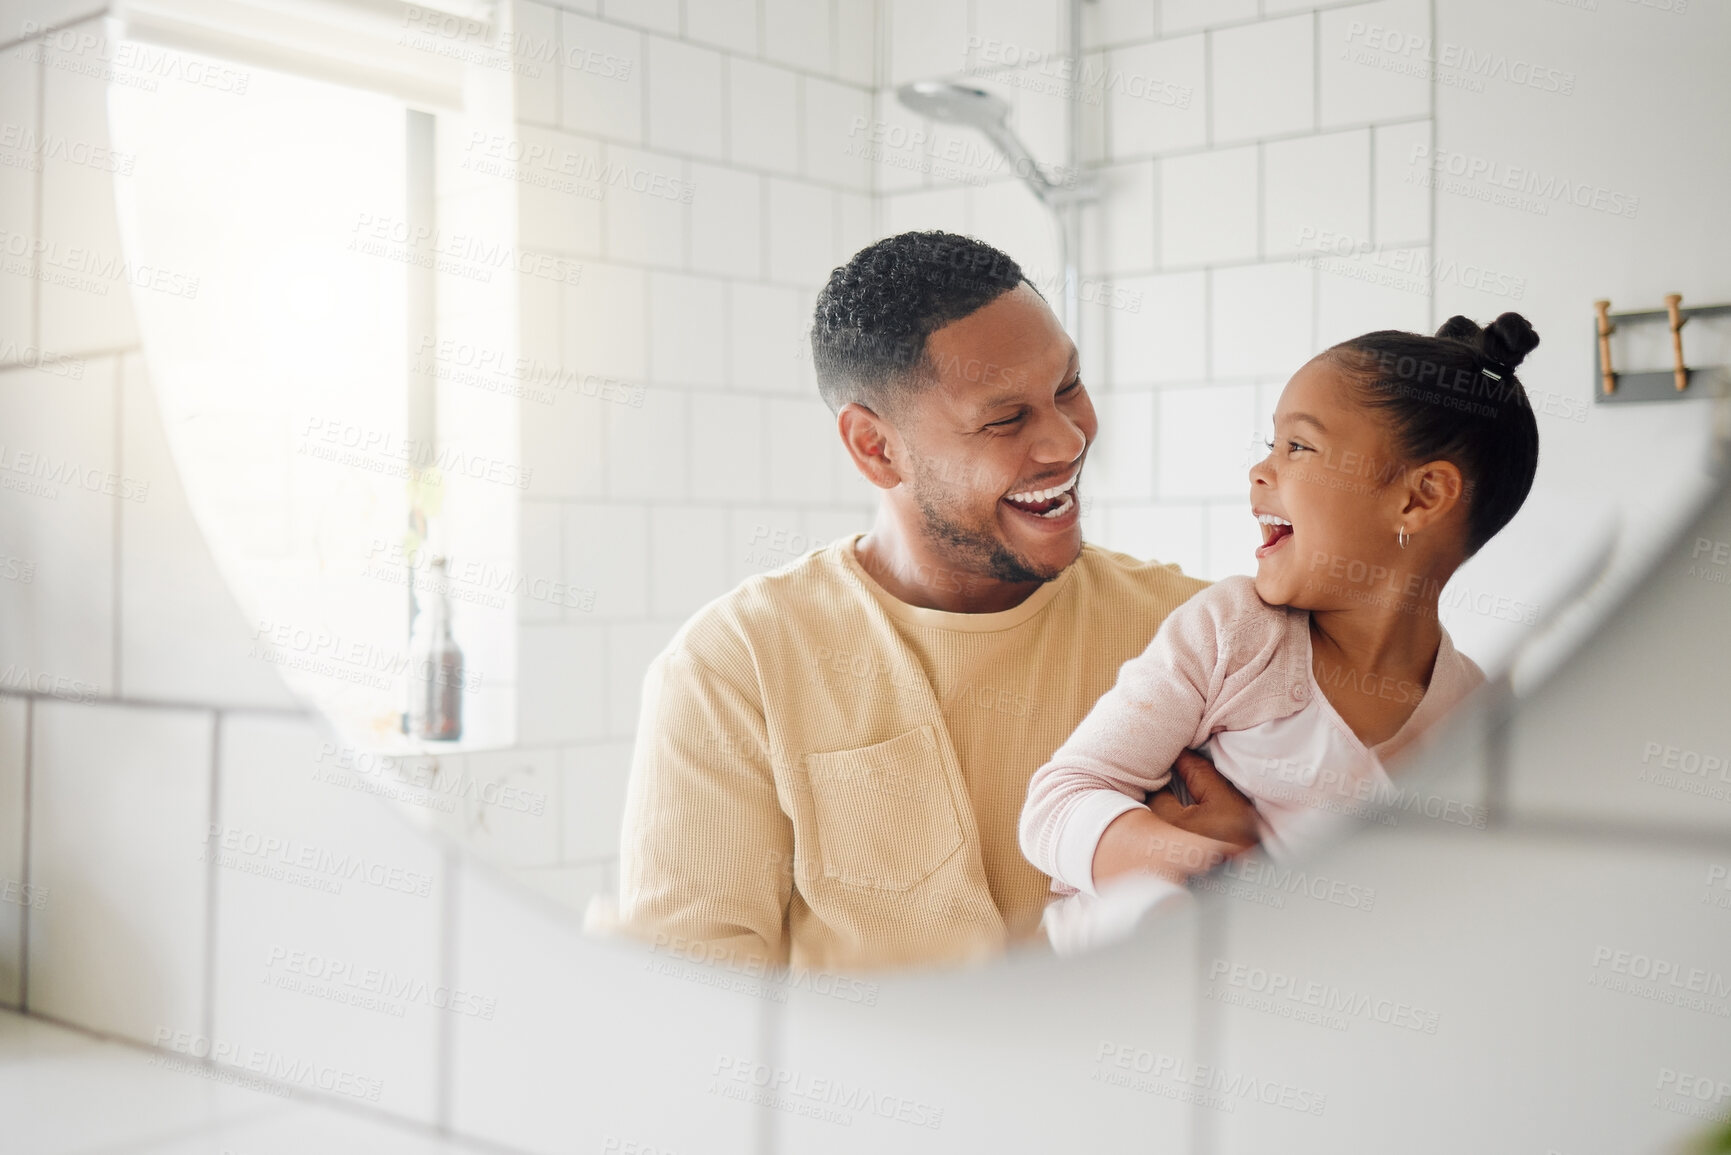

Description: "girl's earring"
1398 525 1409 549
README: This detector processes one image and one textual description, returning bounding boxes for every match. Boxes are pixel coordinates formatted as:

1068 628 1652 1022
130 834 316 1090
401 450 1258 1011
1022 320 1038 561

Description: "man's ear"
837 401 905 490
1398 459 1465 534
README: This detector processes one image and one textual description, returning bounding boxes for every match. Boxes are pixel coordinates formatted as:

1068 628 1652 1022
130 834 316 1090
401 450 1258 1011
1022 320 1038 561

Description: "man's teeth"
1032 492 1074 518
1007 473 1078 504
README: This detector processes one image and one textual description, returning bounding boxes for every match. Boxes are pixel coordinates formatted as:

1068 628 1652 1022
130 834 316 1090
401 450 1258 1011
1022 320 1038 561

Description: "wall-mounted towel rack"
1593 294 1731 404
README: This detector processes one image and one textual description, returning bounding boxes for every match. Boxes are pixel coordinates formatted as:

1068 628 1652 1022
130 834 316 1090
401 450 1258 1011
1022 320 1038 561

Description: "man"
611 232 1253 973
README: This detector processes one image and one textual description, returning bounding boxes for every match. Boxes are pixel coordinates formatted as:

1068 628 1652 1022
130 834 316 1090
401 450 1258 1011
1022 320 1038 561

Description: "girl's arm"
1019 594 1225 894
1092 754 1256 886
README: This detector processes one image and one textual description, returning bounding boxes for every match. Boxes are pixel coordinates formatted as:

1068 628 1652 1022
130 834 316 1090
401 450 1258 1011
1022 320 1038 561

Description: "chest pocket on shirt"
797 725 964 892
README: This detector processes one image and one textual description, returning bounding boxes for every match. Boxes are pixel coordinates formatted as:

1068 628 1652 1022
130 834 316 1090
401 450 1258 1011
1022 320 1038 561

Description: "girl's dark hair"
1325 313 1541 556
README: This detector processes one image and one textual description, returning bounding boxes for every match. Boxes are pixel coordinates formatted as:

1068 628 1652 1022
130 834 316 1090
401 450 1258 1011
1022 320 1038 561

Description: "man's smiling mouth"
1003 471 1079 519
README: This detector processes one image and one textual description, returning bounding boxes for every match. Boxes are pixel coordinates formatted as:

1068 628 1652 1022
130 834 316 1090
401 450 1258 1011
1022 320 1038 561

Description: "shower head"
895 80 1045 198
893 80 1090 208
894 71 1097 339
895 80 1012 130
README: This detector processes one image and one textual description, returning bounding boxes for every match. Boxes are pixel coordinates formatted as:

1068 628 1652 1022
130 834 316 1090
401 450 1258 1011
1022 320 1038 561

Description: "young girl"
1019 314 1541 950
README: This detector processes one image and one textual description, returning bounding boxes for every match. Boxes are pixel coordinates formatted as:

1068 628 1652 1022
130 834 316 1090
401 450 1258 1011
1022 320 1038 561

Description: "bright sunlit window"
109 48 434 741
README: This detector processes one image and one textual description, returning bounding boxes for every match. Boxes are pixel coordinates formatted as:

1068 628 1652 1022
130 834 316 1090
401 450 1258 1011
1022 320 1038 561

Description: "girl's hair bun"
1434 312 1540 372
1331 314 1542 556
1484 312 1540 371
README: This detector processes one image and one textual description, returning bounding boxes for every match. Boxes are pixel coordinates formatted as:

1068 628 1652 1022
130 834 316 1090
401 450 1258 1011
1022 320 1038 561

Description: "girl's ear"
1399 459 1466 534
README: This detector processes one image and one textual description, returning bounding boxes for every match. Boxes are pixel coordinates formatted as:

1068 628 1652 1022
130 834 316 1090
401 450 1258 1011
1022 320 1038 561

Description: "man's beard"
910 461 1068 586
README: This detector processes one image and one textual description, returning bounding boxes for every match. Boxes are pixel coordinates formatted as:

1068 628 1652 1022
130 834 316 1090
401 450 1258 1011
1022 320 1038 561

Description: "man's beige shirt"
613 533 1208 972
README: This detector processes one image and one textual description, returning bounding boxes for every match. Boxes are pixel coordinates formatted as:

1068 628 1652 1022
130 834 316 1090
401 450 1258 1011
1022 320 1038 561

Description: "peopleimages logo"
202 822 436 898
19 22 251 95
1092 1042 1328 1115
710 1056 943 1129
1407 144 1640 220
263 944 497 1019
0 121 135 174
1340 21 1575 96
0 441 150 502
298 417 534 490
1295 227 1526 300
149 1028 382 1101
0 226 200 299
1206 958 1442 1034
1588 945 1731 1017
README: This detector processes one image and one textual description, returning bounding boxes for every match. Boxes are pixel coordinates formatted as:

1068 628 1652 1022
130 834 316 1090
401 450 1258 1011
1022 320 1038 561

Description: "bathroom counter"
0 1010 493 1154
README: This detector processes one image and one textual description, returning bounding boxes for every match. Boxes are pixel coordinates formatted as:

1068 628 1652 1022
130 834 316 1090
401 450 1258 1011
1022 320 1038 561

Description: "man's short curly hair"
810 231 1032 417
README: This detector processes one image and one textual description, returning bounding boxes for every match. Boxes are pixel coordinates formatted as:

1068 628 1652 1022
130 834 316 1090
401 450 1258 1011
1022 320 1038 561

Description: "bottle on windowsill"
405 555 463 742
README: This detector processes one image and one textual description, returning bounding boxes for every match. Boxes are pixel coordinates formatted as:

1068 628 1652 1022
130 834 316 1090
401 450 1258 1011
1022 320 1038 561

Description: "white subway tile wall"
0 361 117 696
117 381 299 702
1088 160 1157 274
27 702 213 1048
727 59 799 174
515 622 608 745
8 1 1729 1150
211 714 448 1125
1372 120 1433 247
1083 0 1154 51
559 739 635 859
448 861 764 1154
38 24 138 353
1318 0 1432 127
1160 145 1259 267
1263 127 1372 256
1105 36 1209 161
1162 0 1258 36
1105 271 1207 385
645 36 725 159
874 0 1438 598
0 0 1444 1024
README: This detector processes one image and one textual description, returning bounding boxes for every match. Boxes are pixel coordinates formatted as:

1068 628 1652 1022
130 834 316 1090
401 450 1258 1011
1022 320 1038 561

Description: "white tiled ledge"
0 1008 506 1154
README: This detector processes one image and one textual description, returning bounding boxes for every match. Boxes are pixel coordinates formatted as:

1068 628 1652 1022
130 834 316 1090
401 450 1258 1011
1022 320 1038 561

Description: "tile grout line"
552 5 563 124
19 699 32 1010
829 0 840 79
1484 676 1513 825
20 1005 544 1155
200 711 222 1044
1149 152 1162 272
1367 123 1377 248
435 844 461 1134
0 688 310 717
558 5 872 94
753 962 783 1155
113 354 123 698
1426 0 1437 332
1191 883 1226 1155
1202 28 1213 149
1312 9 1321 131
1255 142 1265 261
553 746 567 862
31 30 43 359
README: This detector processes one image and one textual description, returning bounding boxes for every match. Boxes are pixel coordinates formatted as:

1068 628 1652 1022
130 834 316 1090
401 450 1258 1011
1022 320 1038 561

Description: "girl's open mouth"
1255 513 1293 558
